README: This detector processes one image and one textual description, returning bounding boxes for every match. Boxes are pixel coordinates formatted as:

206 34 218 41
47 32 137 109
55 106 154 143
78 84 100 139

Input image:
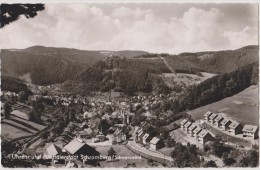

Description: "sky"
1 3 258 54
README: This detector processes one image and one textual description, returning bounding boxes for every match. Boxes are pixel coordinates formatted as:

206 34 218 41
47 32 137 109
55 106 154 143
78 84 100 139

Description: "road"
127 140 173 162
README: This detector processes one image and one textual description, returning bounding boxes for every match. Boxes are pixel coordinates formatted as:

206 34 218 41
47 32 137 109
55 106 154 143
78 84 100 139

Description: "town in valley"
1 3 259 168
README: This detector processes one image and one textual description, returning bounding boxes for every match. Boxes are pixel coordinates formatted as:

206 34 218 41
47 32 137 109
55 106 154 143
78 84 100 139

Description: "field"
1 115 46 140
162 72 216 87
187 85 259 126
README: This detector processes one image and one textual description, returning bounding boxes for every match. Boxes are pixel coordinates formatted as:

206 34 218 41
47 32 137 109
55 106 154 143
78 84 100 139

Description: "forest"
63 56 171 95
1 76 30 93
170 61 258 112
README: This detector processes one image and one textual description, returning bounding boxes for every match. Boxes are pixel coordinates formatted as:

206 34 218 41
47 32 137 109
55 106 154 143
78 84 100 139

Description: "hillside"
112 50 150 58
187 85 258 126
62 57 171 95
164 45 258 74
1 46 106 85
1 46 151 86
99 50 149 58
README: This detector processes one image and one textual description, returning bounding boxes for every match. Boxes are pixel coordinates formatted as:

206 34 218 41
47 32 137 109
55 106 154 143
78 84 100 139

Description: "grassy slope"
187 85 259 126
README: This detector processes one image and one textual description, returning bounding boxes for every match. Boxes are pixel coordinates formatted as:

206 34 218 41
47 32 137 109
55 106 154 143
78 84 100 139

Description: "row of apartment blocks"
180 119 214 144
204 111 259 140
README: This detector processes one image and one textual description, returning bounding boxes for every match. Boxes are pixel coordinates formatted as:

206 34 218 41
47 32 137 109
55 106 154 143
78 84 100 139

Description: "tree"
1 4 45 28
42 131 49 140
171 142 201 167
17 91 28 101
107 147 116 157
204 160 217 167
223 157 236 166
165 136 175 148
4 102 12 119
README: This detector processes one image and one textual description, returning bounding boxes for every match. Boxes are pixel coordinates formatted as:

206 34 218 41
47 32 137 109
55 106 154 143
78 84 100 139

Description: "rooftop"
220 117 231 125
198 129 209 138
209 113 217 119
181 119 188 125
228 120 240 129
46 143 62 156
214 115 224 122
184 121 192 128
64 138 85 154
142 133 150 140
204 111 213 117
193 126 202 134
150 137 161 145
242 125 258 133
188 124 197 131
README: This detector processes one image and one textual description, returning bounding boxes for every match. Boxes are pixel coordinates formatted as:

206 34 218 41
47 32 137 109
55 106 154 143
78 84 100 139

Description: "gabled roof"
181 119 188 125
46 143 62 156
84 128 93 134
209 113 217 119
141 122 147 127
214 115 224 122
184 121 192 128
142 133 150 140
115 129 123 136
204 111 213 117
138 128 143 134
83 111 97 118
111 111 120 119
102 114 110 120
198 129 210 138
150 137 162 145
188 124 197 131
64 139 85 154
79 128 93 136
242 125 258 133
228 120 240 129
138 131 144 137
193 126 202 134
220 117 231 125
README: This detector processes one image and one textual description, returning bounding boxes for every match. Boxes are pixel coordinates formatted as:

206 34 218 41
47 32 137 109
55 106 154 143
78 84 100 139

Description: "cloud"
1 4 258 54
223 26 258 49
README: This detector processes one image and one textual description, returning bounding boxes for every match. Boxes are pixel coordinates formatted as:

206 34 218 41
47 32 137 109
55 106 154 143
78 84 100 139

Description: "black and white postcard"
0 0 259 168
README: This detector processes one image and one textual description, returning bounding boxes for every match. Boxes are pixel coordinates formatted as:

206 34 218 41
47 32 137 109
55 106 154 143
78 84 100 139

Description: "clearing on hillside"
187 85 258 126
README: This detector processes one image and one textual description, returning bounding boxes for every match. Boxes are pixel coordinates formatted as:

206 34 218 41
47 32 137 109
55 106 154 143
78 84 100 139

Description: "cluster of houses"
137 127 165 150
35 138 100 167
180 119 214 144
204 111 259 140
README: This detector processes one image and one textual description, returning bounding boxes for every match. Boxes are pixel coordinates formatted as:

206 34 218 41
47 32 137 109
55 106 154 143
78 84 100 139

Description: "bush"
204 160 217 167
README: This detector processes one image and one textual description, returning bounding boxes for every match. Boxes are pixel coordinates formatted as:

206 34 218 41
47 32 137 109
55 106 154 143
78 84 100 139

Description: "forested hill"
62 57 171 95
169 61 258 113
1 46 106 85
1 45 258 86
163 45 259 74
1 46 150 85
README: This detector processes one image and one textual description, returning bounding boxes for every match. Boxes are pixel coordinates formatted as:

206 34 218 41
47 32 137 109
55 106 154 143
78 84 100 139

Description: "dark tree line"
66 57 170 95
170 62 258 112
171 142 201 167
1 76 30 94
